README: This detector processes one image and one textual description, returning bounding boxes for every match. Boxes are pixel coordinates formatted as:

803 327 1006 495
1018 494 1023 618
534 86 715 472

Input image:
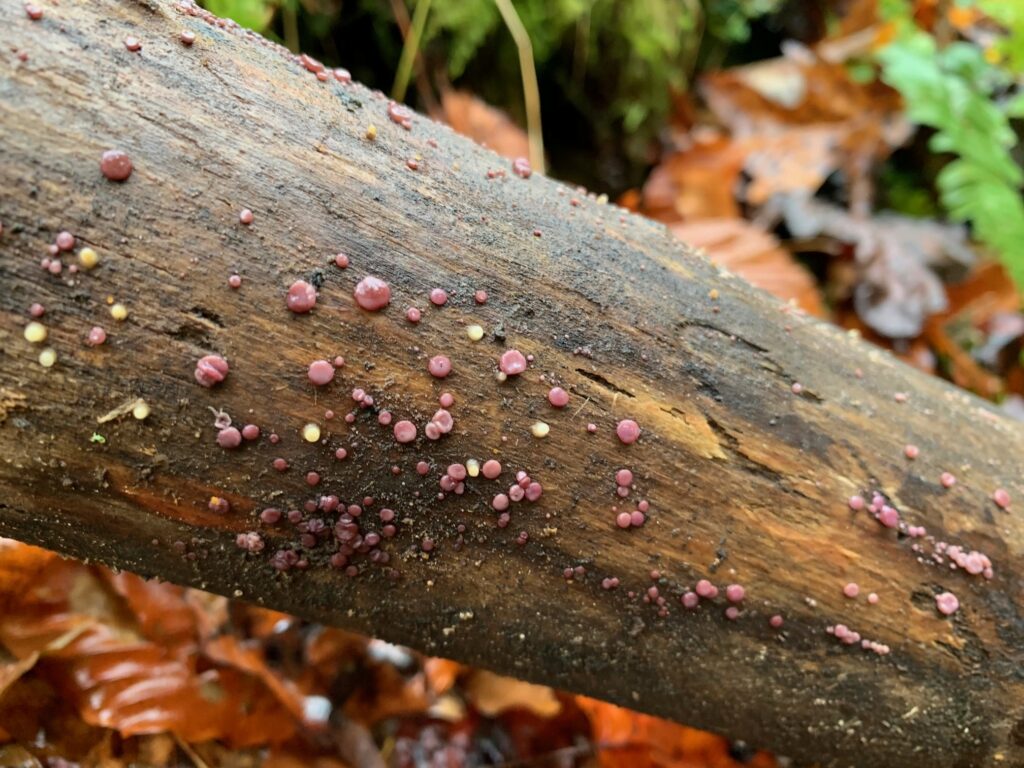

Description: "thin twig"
494 0 545 173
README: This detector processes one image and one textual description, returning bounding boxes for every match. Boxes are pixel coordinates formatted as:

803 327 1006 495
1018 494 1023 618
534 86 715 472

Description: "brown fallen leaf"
441 90 530 161
670 218 825 317
463 669 561 718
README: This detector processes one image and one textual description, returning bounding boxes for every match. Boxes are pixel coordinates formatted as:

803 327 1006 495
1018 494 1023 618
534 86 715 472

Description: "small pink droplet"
867 592 879 605
228 274 242 289
354 276 391 311
492 493 510 511
695 579 717 599
180 30 196 45
616 419 640 445
217 427 242 449
393 420 417 444
769 614 784 628
100 149 133 182
87 326 107 346
499 349 527 376
429 288 448 306
791 382 803 395
239 208 254 225
286 280 317 313
439 392 454 408
428 355 452 378
474 290 488 304
241 424 260 440
904 444 919 460
405 306 421 323
615 468 633 487
547 386 569 408
993 488 1011 509
940 472 956 488
56 231 75 251
308 359 335 386
124 36 142 52
615 511 632 528
843 582 860 599
512 157 532 178
194 354 229 387
935 591 959 616
848 495 865 511
725 584 745 603
333 252 349 269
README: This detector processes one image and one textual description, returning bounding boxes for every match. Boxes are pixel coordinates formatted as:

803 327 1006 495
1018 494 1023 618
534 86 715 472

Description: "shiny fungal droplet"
429 288 447 306
393 420 417 444
23 322 47 343
38 348 56 368
241 424 260 440
124 36 142 52
499 349 527 376
935 591 959 616
217 427 242 449
301 423 321 443
239 208 254 225
110 303 128 321
228 274 242 289
466 324 484 341
334 252 349 269
286 280 317 313
194 355 229 387
474 290 488 304
28 303 45 318
547 387 569 408
132 401 151 420
405 307 421 323
725 584 745 603
56 231 75 251
87 326 107 346
25 3 43 19
530 421 550 438
616 419 641 445
843 582 860 598
79 247 99 269
100 149 133 181
904 444 919 460
992 488 1010 509
354 276 391 311
308 360 335 386
512 157 532 178
428 355 452 378
180 29 196 45
769 614 784 628
940 472 956 488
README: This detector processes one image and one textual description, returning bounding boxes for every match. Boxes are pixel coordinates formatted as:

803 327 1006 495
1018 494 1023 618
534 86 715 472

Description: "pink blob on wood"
615 512 631 528
241 424 260 440
100 149 133 181
499 349 527 376
725 584 745 603
482 459 502 479
615 468 633 487
512 157 532 178
940 472 956 488
393 420 417 444
180 30 196 45
695 579 717 599
993 488 1011 509
681 592 699 609
843 582 860 598
439 392 454 408
769 614 784 628
405 306 421 323
848 495 865 511
429 288 448 306
195 354 229 387
56 231 75 251
935 591 959 616
474 290 488 304
878 506 899 528
428 355 452 378
217 427 242 449
547 386 569 408
124 36 142 52
492 493 510 511
238 208 254 224
286 280 317 313
629 510 645 527
87 326 107 346
354 276 391 311
334 252 349 268
308 359 335 386
228 274 242 289
616 419 641 445
904 444 919 460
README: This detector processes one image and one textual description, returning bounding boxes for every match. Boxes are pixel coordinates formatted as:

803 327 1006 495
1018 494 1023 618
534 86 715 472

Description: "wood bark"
1 2 1022 765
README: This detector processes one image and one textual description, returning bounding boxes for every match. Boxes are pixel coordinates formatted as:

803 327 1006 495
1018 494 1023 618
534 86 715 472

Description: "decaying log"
1 2 1022 766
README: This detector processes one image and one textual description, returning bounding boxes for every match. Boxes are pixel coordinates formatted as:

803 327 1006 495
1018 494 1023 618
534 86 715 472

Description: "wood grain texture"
1 2 1022 765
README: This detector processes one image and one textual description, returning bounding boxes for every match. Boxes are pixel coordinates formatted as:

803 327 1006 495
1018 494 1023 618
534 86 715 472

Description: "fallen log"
0 2 1022 765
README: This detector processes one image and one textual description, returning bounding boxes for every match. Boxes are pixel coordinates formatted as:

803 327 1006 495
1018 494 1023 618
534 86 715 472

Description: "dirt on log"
1 2 1022 766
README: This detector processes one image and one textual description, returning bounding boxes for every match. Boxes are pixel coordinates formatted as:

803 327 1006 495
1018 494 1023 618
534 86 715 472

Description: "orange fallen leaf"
442 90 530 161
463 669 561 718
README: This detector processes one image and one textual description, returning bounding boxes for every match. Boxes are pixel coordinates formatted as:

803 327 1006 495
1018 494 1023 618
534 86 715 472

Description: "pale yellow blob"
38 348 57 368
365 124 378 140
466 458 480 478
78 247 99 269
24 322 47 343
132 400 151 420
302 422 321 443
110 303 128 321
530 421 550 438
466 324 484 341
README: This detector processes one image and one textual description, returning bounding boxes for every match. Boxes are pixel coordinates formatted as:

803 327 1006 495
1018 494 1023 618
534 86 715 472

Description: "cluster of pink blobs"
424 408 454 441
934 542 993 579
828 624 891 655
935 591 959 616
194 354 229 387
490 469 543 515
387 101 413 130
235 532 265 553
